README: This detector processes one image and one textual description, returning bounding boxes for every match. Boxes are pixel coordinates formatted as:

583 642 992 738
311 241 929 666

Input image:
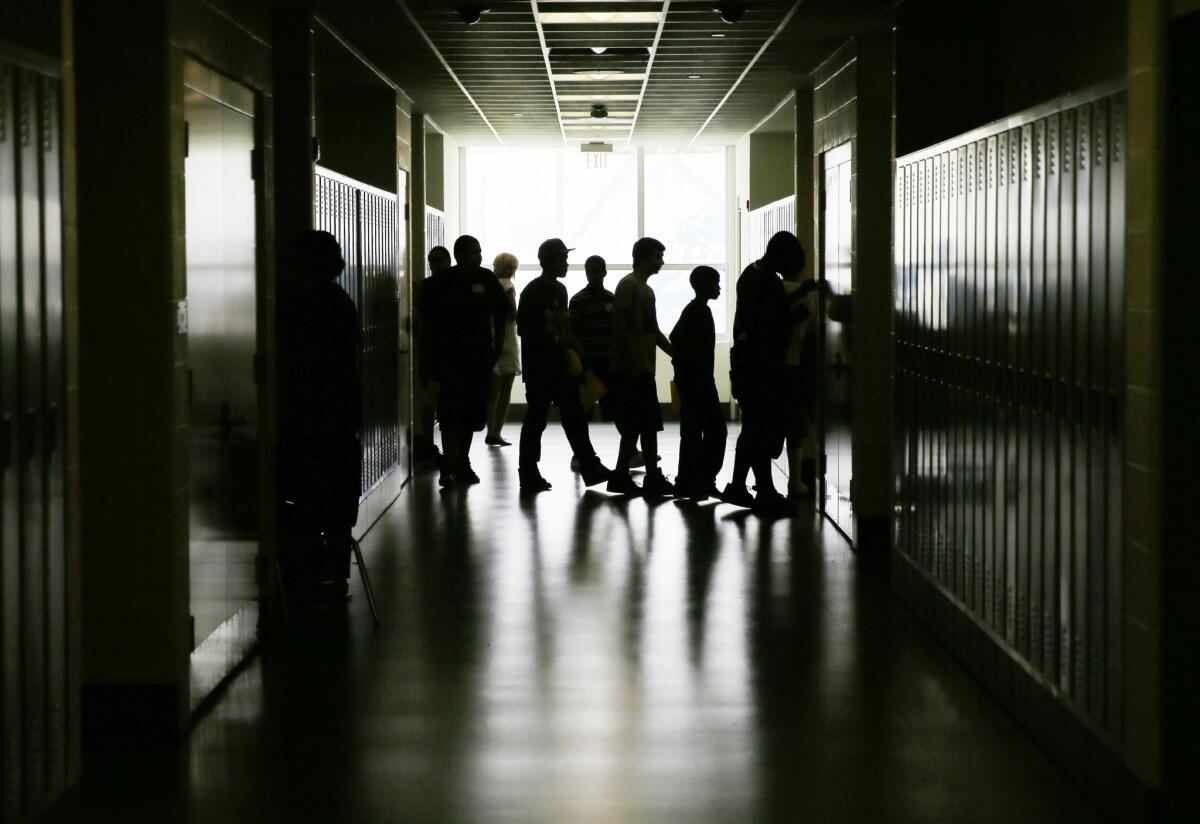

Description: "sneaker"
459 464 481 485
720 483 755 508
606 473 641 495
579 461 611 487
641 473 676 498
485 435 510 447
438 471 457 490
753 489 793 517
570 456 581 472
519 471 552 492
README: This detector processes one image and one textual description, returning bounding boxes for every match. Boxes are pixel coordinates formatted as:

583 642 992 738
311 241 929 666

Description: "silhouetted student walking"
723 231 805 516
486 252 521 446
516 238 611 491
423 235 509 489
279 230 361 598
670 266 727 499
413 245 451 467
607 237 675 497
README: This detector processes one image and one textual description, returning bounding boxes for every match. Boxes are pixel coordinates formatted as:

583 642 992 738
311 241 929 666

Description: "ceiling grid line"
687 0 804 148
530 0 569 146
625 1 671 146
393 0 505 146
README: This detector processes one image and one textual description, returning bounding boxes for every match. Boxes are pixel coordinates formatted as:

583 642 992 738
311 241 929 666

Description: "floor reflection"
61 426 1101 823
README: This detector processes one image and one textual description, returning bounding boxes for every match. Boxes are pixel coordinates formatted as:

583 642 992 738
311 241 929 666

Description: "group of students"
415 229 822 515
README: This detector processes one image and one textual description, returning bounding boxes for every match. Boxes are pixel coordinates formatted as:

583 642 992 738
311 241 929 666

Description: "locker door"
1 62 22 822
17 67 48 812
37 72 67 800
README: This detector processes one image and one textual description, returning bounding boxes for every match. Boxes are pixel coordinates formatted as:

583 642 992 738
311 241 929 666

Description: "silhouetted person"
607 237 675 497
723 231 804 516
423 235 508 488
516 238 611 491
670 266 726 499
486 252 521 446
279 230 361 593
413 245 451 467
568 254 634 470
781 262 823 498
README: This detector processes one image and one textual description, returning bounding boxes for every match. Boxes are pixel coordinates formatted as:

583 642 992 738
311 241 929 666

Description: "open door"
820 142 854 542
183 61 259 700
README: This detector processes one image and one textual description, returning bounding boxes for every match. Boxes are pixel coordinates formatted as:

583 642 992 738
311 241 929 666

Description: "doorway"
183 61 259 680
820 142 853 542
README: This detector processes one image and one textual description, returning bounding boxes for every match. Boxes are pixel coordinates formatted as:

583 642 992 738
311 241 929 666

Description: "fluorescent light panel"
553 73 645 82
558 94 641 102
538 12 663 24
563 125 630 130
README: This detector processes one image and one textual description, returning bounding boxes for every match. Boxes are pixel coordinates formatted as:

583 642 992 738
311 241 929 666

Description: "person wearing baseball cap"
515 238 610 491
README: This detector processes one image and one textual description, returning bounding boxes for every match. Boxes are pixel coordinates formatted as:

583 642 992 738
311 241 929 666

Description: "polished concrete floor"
66 426 1101 823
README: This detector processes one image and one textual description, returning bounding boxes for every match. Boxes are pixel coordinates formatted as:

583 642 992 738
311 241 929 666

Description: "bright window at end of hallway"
643 148 729 334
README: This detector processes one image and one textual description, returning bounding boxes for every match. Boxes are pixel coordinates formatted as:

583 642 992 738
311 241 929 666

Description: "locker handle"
0 414 10 470
21 407 36 463
46 403 57 455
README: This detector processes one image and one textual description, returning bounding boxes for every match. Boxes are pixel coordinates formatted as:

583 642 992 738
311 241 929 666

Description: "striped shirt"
568 284 614 372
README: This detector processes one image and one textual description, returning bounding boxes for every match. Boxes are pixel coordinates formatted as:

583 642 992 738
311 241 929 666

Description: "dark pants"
677 382 726 487
519 378 599 471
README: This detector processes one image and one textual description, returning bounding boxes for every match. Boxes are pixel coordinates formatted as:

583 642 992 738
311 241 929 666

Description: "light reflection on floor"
64 425 1100 823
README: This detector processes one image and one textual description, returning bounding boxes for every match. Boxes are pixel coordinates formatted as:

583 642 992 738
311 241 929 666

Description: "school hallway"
57 426 1097 823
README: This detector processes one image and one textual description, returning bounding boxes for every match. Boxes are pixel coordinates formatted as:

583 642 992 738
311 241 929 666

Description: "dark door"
184 64 259 655
820 142 854 541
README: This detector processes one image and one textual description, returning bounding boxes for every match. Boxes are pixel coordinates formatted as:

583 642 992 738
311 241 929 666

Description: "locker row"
315 169 401 498
893 91 1125 738
0 62 69 821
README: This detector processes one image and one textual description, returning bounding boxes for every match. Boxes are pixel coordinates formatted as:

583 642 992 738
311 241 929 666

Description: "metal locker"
1073 102 1092 712
17 68 48 811
985 133 999 633
1087 99 1110 723
39 74 67 793
1044 112 1062 686
998 128 1014 647
1029 119 1047 676
1058 107 1077 700
1017 124 1033 663
949 148 962 602
1105 93 1126 734
1 61 22 822
965 140 980 614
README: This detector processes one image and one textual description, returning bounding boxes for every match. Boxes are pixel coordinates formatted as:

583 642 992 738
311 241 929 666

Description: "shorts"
612 372 663 437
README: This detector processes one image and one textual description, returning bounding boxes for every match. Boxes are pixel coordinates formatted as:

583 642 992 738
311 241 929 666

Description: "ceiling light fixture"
514 113 524 117
553 72 645 82
715 1 747 24
711 33 725 37
690 75 701 79
590 46 608 54
537 11 663 24
454 3 487 25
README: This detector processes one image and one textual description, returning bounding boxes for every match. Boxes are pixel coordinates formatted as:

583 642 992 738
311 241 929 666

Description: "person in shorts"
607 237 675 497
